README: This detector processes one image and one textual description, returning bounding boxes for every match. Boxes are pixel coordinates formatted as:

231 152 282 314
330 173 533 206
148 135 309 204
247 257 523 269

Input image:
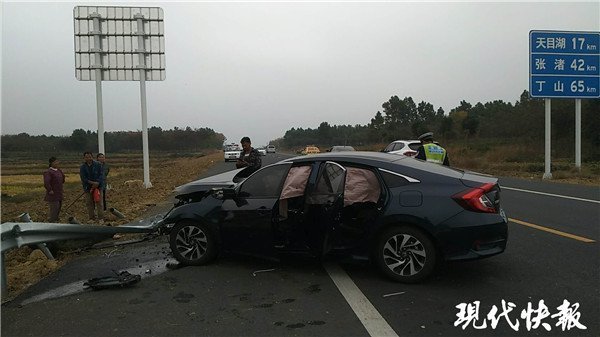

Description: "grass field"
1 151 218 219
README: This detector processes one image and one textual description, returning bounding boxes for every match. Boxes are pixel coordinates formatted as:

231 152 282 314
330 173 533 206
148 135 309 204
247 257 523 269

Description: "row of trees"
278 90 599 156
1 126 225 154
3 90 598 158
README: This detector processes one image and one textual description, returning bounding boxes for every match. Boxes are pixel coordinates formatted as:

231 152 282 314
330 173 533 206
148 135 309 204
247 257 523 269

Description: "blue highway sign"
529 30 600 98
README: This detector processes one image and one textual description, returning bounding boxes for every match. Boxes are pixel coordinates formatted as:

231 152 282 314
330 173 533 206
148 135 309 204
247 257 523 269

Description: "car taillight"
452 183 497 213
405 151 417 157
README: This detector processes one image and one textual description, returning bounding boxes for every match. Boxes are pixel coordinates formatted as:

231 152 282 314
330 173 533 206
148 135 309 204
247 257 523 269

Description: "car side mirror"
213 188 236 200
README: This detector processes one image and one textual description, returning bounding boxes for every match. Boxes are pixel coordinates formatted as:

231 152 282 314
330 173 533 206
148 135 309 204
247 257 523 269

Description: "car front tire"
374 226 436 283
169 220 217 266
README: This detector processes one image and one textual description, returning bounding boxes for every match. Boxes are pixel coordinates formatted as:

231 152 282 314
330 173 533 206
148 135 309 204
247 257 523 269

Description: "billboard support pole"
575 99 582 171
136 14 152 188
543 98 552 179
91 13 105 155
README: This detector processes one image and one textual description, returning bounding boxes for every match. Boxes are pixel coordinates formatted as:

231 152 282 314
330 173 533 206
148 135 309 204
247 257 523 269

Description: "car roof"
390 140 420 144
285 151 404 164
330 145 355 150
279 151 465 180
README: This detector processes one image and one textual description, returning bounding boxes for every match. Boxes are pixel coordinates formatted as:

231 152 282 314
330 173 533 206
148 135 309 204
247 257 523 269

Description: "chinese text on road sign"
530 30 599 98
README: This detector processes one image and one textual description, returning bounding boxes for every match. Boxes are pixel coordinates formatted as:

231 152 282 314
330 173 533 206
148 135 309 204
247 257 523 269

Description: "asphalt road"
2 153 598 337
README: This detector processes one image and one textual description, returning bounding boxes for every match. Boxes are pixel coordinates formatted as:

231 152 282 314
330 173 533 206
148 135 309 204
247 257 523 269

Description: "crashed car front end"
154 168 250 234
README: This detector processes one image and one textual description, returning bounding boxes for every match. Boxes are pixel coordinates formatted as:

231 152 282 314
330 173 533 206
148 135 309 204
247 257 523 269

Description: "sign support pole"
575 99 581 171
543 98 552 179
136 14 152 188
91 13 105 154
95 74 105 154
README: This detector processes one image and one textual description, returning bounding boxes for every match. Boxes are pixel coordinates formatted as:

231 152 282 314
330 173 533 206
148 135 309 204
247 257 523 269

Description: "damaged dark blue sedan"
159 152 508 283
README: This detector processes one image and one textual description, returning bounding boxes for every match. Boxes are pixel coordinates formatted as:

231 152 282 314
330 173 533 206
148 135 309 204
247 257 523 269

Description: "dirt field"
1 151 223 301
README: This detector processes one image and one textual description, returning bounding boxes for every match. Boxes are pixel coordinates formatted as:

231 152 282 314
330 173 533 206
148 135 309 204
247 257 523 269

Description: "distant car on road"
301 145 320 155
224 144 241 162
266 145 276 153
224 150 241 162
159 152 508 283
327 145 355 152
257 148 267 156
382 140 421 157
224 143 240 152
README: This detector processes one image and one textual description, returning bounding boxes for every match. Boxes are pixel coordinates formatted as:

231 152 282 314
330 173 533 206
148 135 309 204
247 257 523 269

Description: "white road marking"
324 262 399 337
503 186 600 204
383 291 406 298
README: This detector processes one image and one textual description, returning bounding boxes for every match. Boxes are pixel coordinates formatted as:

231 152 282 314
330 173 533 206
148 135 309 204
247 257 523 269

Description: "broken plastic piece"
252 268 276 276
166 262 182 270
83 271 141 290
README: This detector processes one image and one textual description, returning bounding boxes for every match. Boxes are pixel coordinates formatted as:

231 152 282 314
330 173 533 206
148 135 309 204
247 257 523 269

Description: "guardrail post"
1 252 7 299
19 213 55 260
37 244 55 261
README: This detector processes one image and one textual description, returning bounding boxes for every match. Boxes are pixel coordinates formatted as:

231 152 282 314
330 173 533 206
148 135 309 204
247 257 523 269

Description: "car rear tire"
169 220 217 266
374 226 436 283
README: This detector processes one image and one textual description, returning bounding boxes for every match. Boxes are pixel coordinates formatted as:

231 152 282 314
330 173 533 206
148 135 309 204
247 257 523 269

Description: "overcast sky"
1 1 598 147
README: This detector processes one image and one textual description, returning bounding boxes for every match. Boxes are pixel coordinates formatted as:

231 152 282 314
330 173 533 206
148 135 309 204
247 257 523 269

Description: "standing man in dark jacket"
43 157 65 222
80 151 104 221
415 132 450 166
236 136 262 175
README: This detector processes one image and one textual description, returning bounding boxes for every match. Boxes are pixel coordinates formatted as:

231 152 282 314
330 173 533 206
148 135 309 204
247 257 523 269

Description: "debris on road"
83 271 141 290
252 268 276 276
382 291 406 298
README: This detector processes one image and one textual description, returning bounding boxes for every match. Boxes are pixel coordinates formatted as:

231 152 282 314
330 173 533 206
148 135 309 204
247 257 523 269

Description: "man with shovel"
79 151 104 223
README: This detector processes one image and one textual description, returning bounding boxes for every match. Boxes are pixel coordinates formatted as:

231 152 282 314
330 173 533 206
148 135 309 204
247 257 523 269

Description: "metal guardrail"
0 214 163 298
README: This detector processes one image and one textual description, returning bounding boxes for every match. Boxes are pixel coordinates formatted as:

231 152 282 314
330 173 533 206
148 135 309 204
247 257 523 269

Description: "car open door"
304 161 346 256
219 163 291 257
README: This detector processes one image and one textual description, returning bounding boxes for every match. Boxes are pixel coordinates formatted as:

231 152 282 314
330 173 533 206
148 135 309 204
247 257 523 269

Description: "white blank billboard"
74 6 165 81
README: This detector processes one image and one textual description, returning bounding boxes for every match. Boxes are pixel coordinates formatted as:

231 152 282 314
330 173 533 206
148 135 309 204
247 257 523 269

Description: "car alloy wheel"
375 226 436 283
169 221 217 266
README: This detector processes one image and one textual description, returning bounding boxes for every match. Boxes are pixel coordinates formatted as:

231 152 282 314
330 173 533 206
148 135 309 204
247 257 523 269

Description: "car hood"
175 168 245 195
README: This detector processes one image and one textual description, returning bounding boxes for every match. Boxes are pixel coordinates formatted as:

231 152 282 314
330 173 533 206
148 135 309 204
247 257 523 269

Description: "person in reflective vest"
415 132 450 166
